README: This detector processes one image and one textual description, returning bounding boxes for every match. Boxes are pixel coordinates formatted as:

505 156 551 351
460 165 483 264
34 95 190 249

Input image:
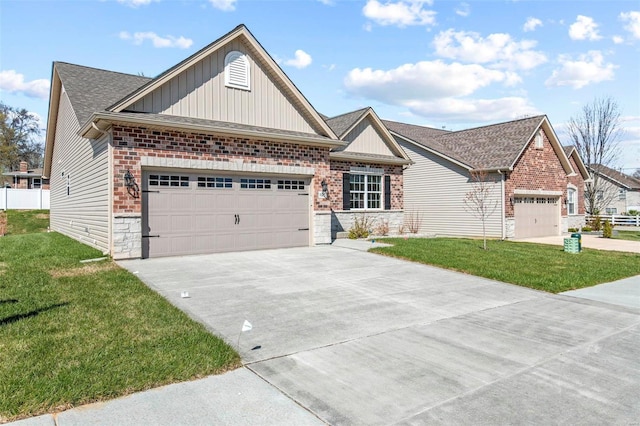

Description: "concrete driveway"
119 246 640 425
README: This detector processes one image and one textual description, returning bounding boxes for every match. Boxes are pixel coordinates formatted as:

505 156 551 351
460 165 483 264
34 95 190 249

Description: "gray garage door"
142 171 310 258
514 196 560 238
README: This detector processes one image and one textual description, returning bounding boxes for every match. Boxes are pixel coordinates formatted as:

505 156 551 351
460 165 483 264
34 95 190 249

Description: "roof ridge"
441 115 546 135
327 107 370 121
55 61 152 81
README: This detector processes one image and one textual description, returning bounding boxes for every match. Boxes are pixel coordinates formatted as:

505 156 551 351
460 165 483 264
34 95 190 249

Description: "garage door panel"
514 197 559 238
143 171 310 258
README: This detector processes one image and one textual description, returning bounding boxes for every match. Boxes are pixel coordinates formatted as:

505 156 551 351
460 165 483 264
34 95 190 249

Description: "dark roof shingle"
590 164 640 189
325 108 369 137
55 62 151 125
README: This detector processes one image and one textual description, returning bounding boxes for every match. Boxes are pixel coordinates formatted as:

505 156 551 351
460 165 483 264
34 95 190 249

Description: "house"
588 164 640 214
44 24 408 259
384 116 590 239
3 161 50 189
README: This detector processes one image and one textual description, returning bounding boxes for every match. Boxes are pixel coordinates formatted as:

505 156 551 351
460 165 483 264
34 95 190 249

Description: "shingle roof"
385 115 546 170
563 145 575 156
55 62 151 125
325 108 369 137
590 164 640 189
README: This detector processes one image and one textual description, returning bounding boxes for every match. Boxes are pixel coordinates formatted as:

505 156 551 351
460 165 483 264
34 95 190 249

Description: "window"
605 207 617 215
32 178 41 189
619 189 626 200
149 174 189 187
277 180 305 190
224 51 250 91
240 178 271 189
534 130 544 149
350 174 381 209
567 188 576 215
197 177 232 189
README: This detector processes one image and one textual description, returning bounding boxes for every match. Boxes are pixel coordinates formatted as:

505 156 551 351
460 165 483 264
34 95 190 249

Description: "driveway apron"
119 246 640 425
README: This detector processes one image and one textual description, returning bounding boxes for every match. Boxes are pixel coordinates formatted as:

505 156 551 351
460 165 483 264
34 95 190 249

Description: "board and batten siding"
343 117 395 156
49 87 110 252
398 138 503 237
128 39 317 134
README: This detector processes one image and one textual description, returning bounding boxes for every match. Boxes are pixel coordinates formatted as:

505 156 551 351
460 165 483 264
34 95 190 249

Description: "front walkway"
516 234 640 253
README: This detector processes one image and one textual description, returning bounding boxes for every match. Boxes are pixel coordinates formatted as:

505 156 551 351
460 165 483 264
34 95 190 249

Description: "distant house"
589 164 640 214
3 161 50 189
44 24 408 259
384 116 591 239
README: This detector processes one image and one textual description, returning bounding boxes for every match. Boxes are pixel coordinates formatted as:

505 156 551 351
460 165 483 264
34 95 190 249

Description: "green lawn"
371 238 640 293
0 231 240 422
5 209 50 235
615 229 640 242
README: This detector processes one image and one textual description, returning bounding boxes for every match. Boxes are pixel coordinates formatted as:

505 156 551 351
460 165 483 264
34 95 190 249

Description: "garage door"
142 171 310 258
514 197 560 238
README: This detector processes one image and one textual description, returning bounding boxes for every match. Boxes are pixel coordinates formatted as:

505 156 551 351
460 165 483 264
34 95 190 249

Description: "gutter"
79 112 346 149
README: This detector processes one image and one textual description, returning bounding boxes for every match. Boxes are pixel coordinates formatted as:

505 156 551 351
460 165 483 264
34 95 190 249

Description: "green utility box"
564 238 580 253
570 233 582 252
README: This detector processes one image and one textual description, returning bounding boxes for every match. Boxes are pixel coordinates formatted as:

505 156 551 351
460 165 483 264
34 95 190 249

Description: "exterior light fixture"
124 170 139 198
321 179 328 194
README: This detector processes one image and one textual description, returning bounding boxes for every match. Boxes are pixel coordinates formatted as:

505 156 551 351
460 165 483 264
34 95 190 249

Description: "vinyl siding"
343 117 395 156
128 39 316 134
398 137 503 237
49 87 110 252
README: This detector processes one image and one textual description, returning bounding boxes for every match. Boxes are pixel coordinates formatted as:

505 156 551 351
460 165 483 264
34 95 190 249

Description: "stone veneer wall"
331 211 404 239
110 124 332 257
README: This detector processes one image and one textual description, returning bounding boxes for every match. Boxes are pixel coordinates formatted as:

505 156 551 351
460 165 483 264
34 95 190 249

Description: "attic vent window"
224 51 250 91
534 130 544 149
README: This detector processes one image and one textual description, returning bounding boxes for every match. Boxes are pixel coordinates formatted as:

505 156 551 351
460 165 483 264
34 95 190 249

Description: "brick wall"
567 156 586 215
328 160 403 211
505 129 572 217
111 125 332 214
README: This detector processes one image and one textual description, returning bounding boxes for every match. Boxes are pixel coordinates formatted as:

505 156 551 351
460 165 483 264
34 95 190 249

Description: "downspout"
497 170 506 240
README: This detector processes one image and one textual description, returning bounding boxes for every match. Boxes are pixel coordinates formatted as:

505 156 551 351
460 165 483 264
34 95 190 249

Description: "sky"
1 0 639 172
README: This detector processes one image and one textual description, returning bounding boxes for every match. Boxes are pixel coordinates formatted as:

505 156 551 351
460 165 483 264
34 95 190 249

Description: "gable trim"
340 108 411 161
107 25 337 140
330 151 411 165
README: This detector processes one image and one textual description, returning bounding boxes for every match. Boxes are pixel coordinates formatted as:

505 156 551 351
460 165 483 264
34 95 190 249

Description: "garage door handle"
234 214 240 225
298 228 309 231
142 235 160 238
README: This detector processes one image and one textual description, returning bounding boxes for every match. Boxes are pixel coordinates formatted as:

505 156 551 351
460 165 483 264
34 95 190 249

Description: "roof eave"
43 65 62 178
79 112 346 149
390 130 473 170
329 151 412 165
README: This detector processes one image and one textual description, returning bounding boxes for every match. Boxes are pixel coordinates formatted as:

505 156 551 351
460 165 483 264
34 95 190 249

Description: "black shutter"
342 173 350 210
384 175 391 210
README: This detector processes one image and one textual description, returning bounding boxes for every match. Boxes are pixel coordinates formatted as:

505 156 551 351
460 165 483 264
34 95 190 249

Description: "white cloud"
569 15 602 41
345 60 512 102
209 0 236 11
613 35 625 44
284 50 312 69
545 51 616 89
317 0 334 5
0 70 50 99
405 97 540 122
119 31 193 49
363 0 436 28
455 2 470 17
116 0 156 7
523 17 542 32
433 29 547 71
620 11 640 39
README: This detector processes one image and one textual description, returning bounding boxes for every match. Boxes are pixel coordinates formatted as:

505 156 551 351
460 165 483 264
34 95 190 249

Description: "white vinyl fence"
0 188 50 210
586 214 640 227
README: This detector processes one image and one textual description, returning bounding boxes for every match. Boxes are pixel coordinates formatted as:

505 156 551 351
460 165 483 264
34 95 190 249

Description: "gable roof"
385 115 573 173
563 145 591 180
590 164 640 189
108 24 336 140
326 108 411 163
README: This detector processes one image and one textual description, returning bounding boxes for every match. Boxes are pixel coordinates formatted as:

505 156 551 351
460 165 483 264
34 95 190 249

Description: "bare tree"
633 169 640 180
567 96 623 214
463 170 498 250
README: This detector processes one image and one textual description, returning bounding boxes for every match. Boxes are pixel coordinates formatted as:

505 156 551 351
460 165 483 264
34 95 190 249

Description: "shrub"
404 209 422 234
581 226 593 232
348 214 374 239
602 220 614 238
568 227 578 233
628 209 639 216
590 215 602 231
374 219 390 236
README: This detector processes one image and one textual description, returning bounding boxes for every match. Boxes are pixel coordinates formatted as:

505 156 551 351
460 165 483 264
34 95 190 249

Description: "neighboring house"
589 164 640 214
384 116 591 239
3 161 50 189
44 25 408 259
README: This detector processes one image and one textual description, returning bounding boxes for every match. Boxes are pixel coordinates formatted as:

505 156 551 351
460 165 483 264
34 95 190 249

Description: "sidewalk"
516 234 640 253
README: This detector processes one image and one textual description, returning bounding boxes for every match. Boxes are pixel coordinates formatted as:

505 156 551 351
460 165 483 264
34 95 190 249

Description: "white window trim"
224 51 250 91
567 186 577 215
350 173 382 210
534 130 544 149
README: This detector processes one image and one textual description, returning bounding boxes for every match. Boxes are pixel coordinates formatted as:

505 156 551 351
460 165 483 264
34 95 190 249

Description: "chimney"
19 161 28 173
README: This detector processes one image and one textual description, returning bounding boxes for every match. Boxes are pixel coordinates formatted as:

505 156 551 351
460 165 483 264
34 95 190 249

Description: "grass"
371 238 640 293
0 231 240 422
5 209 50 235
614 229 640 242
